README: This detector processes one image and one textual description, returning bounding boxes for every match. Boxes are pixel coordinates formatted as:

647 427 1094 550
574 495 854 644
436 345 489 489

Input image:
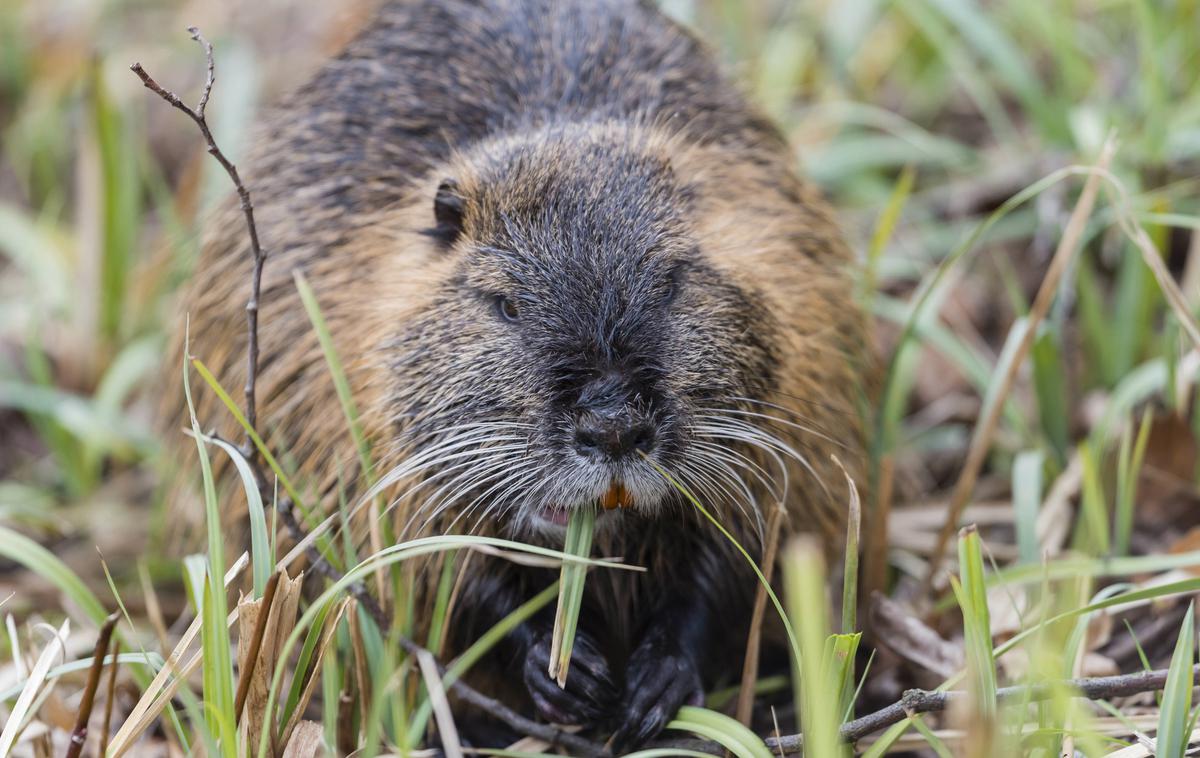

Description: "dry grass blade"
862 454 894 610
834 454 862 635
347 601 372 734
107 552 248 757
239 569 302 756
925 137 1117 587
736 500 785 727
280 720 325 758
1104 182 1200 350
0 619 69 756
64 611 119 758
416 649 464 758
234 570 282 724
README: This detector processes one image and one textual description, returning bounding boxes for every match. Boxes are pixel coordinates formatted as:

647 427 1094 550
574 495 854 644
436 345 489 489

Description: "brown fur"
162 0 869 738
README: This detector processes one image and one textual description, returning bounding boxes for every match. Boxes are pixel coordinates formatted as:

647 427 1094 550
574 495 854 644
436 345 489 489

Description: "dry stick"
130 27 266 460
923 138 1117 589
736 502 785 726
831 663 1200 749
99 639 120 756
65 612 120 758
233 570 282 725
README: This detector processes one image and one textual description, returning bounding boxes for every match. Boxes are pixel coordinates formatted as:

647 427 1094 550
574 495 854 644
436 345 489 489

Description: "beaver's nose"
573 416 656 460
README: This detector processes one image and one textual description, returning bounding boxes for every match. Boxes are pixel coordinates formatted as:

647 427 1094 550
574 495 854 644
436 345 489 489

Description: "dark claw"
523 628 618 726
610 635 704 751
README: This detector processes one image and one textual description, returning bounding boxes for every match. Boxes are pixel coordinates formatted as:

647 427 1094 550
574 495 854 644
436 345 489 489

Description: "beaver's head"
381 123 783 538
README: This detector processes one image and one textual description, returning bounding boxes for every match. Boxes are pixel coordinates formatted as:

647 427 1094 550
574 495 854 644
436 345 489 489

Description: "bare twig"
99 639 119 756
924 137 1117 587
131 27 267 460
66 612 120 758
797 663 1200 752
233 570 282 725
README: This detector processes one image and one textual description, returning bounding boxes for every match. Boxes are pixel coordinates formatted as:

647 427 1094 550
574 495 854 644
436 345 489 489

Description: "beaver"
166 0 869 749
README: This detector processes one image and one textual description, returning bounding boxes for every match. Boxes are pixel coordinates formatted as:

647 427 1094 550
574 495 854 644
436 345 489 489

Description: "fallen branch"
652 664 1200 755
775 663 1200 753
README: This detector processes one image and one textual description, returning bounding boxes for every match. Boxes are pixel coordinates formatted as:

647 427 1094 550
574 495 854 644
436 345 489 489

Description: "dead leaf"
281 720 325 758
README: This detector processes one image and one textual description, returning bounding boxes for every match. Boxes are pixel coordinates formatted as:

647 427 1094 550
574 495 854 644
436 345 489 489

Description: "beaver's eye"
494 295 520 323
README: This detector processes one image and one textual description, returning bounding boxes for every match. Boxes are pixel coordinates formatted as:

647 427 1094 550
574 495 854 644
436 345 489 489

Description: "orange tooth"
600 482 632 510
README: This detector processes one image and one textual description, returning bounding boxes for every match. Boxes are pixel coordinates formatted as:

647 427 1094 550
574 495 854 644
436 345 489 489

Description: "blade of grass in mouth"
548 506 597 687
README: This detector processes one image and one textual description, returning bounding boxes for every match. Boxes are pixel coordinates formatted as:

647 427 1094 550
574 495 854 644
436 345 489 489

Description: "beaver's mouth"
534 505 571 526
533 482 635 527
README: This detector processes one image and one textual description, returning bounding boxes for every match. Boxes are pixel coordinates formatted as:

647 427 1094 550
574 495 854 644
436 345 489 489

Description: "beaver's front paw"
523 628 618 726
610 632 704 751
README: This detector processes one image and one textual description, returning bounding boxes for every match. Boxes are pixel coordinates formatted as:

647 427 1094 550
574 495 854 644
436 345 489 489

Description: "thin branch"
651 664 1200 755
131 27 267 460
66 612 120 758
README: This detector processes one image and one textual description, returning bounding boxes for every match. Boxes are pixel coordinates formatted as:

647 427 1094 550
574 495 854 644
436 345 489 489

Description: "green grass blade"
0 525 108 624
1157 604 1195 758
203 434 271 598
1031 327 1070 463
954 526 997 721
293 270 375 485
862 164 916 303
549 506 595 686
1075 441 1111 556
182 332 237 756
1012 449 1044 565
785 537 845 758
648 461 799 660
826 632 862 721
89 62 141 345
1115 408 1153 556
666 705 773 758
189 357 305 510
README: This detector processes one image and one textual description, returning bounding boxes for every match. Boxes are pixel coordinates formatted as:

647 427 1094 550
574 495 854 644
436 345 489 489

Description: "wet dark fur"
166 0 869 748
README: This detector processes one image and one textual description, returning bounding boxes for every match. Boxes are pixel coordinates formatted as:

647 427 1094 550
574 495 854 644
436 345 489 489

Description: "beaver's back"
247 0 781 222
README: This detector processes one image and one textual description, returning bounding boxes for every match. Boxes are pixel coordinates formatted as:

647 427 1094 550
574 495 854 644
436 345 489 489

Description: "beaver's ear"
426 179 465 248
